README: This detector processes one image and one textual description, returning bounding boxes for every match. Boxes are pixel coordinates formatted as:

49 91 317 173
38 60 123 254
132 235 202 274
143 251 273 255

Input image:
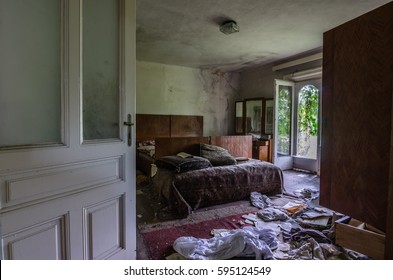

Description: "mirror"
245 99 262 136
235 98 273 138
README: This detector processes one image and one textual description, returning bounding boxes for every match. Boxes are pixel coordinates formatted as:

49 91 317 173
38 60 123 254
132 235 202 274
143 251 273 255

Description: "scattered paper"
242 213 260 222
282 202 307 215
301 210 331 219
301 216 330 227
177 152 193 158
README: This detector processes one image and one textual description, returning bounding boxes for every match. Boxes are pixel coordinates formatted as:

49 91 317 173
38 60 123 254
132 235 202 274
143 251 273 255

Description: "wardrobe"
320 1 393 258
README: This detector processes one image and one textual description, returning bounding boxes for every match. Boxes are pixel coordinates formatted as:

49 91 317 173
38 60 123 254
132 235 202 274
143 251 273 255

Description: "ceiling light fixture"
219 20 239 35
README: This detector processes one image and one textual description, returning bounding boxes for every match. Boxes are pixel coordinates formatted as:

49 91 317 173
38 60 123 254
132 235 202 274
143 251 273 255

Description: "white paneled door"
0 0 136 259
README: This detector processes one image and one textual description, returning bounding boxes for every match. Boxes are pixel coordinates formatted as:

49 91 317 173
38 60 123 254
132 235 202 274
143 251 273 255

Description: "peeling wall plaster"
136 61 240 135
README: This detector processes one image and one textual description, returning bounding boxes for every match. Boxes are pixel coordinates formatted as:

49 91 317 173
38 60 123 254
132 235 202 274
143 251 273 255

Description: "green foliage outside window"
297 85 319 157
278 85 319 157
278 88 291 155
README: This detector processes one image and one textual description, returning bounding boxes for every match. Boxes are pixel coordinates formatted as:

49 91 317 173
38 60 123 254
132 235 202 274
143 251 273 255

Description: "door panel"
83 193 125 260
2 214 67 260
321 2 392 236
274 79 294 170
82 0 120 141
0 0 136 260
0 0 63 147
1 156 123 209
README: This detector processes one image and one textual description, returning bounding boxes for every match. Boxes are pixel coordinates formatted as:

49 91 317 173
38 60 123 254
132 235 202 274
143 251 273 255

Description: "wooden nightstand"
252 139 272 162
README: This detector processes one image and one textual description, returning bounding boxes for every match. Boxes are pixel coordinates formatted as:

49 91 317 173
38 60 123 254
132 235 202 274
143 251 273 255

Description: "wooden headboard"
136 114 203 143
136 114 170 142
170 115 203 137
155 135 253 158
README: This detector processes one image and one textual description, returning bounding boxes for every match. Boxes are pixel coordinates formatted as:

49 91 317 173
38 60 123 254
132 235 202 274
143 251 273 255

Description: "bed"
152 135 283 217
135 114 203 176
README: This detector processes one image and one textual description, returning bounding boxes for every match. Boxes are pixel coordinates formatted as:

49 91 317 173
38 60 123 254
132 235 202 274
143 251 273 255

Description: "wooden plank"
136 114 204 142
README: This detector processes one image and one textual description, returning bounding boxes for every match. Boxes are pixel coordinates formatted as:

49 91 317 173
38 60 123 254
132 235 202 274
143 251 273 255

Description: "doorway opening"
274 79 321 174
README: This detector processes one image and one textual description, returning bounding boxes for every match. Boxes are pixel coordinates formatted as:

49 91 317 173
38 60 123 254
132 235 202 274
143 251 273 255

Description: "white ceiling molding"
272 52 323 72
283 66 322 82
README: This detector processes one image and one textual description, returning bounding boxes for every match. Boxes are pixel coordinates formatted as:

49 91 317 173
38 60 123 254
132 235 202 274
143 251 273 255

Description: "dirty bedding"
152 160 283 217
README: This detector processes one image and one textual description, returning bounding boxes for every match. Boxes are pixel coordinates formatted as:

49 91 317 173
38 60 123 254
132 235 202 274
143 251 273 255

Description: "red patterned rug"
140 212 252 260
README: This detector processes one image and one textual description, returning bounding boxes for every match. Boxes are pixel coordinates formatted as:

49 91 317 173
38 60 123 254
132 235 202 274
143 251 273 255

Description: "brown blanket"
153 159 283 217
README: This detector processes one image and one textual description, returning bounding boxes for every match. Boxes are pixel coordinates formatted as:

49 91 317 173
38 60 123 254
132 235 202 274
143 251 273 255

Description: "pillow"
200 143 237 166
155 155 212 173
137 145 155 157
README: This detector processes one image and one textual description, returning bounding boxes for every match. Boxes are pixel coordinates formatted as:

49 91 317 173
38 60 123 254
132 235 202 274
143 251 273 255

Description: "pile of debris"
169 192 369 260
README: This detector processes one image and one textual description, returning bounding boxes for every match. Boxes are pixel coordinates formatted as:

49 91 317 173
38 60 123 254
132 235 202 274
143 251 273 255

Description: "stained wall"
136 61 240 136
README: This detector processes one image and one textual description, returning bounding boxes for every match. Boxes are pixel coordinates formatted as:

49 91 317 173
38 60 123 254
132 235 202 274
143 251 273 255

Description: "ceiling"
136 0 391 72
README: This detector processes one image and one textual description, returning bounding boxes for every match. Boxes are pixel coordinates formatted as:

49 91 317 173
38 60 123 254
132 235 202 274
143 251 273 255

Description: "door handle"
123 114 134 146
